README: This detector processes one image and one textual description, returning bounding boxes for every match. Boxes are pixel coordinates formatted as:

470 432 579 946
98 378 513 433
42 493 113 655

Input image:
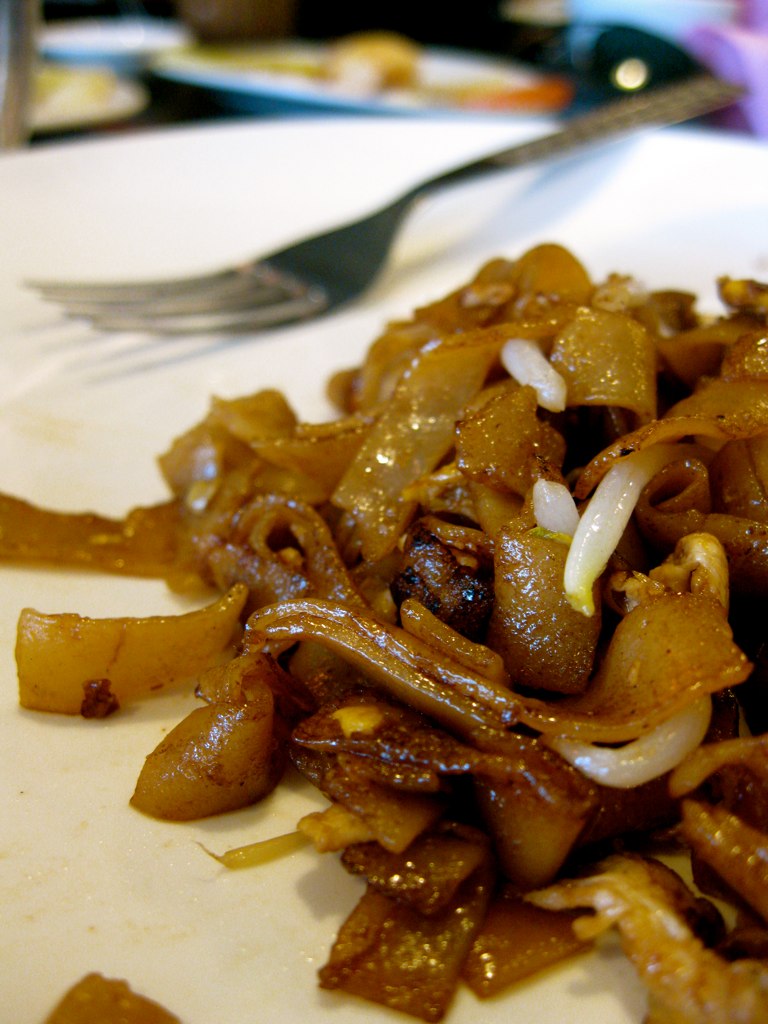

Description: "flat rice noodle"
249 414 371 503
0 493 180 577
529 853 768 1024
333 331 501 562
205 388 298 443
17 584 248 714
351 321 441 412
635 461 768 596
656 318 753 390
578 772 678 847
468 481 526 538
462 889 589 998
456 383 566 497
473 738 597 888
682 799 768 925
318 762 445 853
550 307 657 422
158 388 297 496
318 860 495 1022
510 243 593 308
245 597 524 739
718 276 768 319
530 591 751 743
670 734 768 799
197 647 315 722
709 435 768 524
206 494 365 611
130 676 285 820
666 377 768 424
247 594 749 745
341 825 490 915
43 973 181 1024
399 598 507 686
290 696 528 782
574 380 768 501
719 327 768 382
411 245 591 336
488 520 601 694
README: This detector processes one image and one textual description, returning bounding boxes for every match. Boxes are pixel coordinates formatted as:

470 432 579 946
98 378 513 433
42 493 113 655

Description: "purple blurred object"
685 0 768 135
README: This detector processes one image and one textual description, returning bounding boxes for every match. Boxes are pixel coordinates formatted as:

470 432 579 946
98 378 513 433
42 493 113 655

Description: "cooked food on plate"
168 30 574 111
9 244 768 1022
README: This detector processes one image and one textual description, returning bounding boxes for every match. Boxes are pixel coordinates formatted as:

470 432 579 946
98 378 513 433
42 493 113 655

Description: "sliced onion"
547 696 712 788
501 338 567 412
532 479 579 537
564 443 699 616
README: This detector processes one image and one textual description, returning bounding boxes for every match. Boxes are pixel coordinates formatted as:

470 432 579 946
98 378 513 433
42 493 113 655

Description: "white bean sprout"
548 697 712 788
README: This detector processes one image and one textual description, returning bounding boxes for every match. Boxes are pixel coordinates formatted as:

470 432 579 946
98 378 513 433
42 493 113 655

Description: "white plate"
1 116 768 1024
152 41 573 116
39 16 191 72
32 63 148 134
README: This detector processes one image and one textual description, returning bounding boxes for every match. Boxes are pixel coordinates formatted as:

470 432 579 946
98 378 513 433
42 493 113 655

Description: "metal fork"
28 74 741 335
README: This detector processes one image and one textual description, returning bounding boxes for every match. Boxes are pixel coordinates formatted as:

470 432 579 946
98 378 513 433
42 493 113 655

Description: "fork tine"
79 288 329 334
26 261 297 306
57 273 303 318
28 268 236 304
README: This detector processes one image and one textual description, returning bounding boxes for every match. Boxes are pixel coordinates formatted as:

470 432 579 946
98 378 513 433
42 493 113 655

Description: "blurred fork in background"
28 73 742 336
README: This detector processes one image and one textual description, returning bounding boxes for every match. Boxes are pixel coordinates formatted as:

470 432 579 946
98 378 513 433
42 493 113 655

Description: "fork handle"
408 73 742 199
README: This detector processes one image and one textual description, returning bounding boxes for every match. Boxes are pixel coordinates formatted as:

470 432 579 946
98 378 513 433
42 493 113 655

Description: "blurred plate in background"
39 16 191 72
151 40 574 117
31 62 148 134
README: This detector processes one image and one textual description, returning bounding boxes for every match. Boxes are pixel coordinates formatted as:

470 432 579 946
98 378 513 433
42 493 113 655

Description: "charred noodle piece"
333 328 504 563
681 800 768 924
43 973 181 1024
16 584 247 714
390 519 494 642
319 859 495 1022
293 696 539 786
246 593 750 744
462 889 590 998
295 699 481 782
0 493 180 577
529 855 768 1024
296 692 597 886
